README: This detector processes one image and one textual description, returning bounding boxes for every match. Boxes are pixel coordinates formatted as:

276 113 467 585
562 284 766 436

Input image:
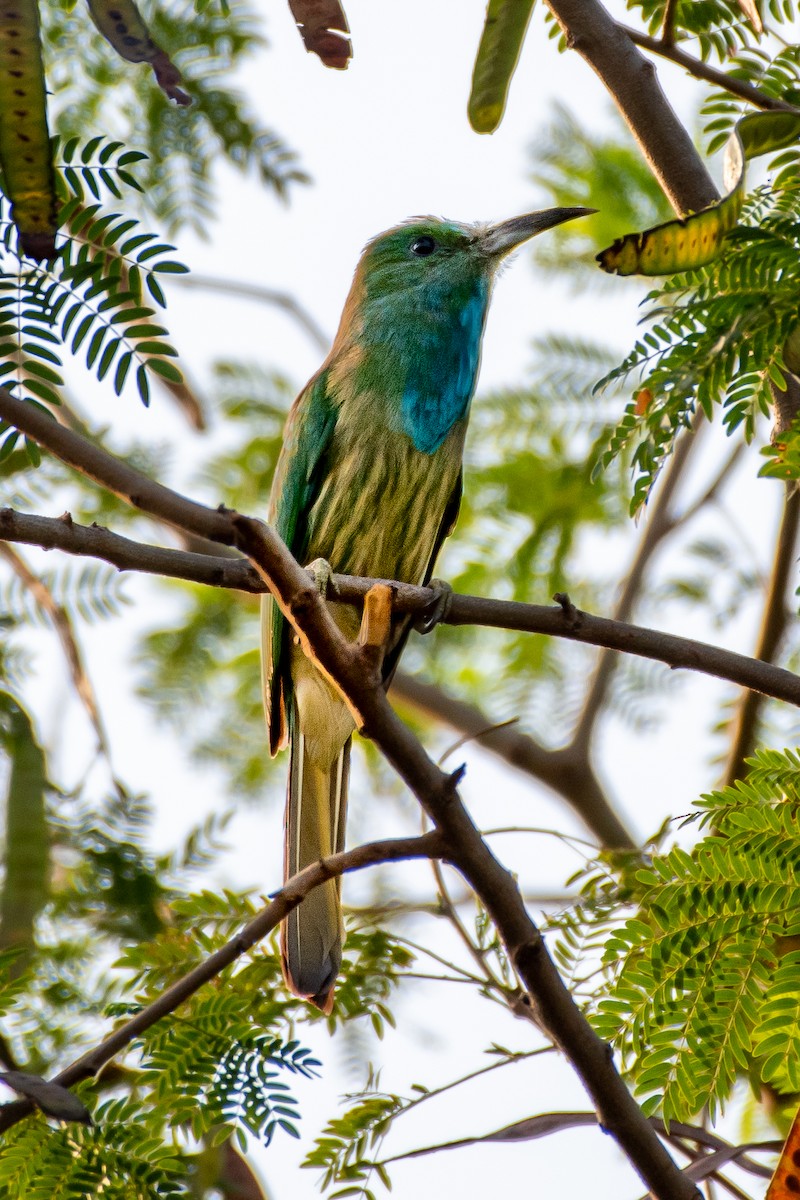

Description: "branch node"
446 762 467 792
358 583 394 678
58 511 73 526
553 592 581 628
512 933 546 978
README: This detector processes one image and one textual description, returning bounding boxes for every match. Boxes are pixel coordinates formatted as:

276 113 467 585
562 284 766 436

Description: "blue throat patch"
400 279 489 454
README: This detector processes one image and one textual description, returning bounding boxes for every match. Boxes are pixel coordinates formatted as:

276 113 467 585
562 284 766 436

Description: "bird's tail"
281 701 350 1013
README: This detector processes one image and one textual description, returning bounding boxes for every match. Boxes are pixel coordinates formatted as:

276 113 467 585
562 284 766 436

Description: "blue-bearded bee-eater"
263 207 593 1011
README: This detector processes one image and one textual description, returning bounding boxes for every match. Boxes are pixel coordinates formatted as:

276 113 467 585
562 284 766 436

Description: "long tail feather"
281 702 350 1012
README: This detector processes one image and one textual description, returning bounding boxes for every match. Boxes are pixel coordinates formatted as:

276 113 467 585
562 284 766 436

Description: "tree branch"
721 482 800 786
544 0 719 214
623 23 800 113
0 542 109 757
391 671 635 848
166 274 330 354
0 832 444 1135
0 391 700 1198
3 505 800 712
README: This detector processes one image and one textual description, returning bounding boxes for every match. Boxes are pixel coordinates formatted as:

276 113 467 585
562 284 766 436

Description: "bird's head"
353 207 594 312
327 207 595 448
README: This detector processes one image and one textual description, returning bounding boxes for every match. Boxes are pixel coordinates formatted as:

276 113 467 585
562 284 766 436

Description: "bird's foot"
305 557 338 599
415 578 453 634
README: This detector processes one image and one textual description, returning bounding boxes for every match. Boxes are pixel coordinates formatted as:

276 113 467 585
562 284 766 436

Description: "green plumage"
263 207 592 1010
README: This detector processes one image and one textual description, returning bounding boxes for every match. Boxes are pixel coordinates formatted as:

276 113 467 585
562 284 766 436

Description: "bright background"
18 1 785 1196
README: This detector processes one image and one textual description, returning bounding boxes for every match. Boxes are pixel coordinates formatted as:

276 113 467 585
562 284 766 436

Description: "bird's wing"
423 468 463 586
263 371 338 754
381 468 462 686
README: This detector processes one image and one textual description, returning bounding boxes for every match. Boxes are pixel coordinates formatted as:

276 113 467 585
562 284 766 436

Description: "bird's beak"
481 207 596 258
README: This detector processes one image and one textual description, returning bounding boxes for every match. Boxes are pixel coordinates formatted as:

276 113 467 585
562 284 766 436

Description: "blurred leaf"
0 693 49 957
468 0 536 134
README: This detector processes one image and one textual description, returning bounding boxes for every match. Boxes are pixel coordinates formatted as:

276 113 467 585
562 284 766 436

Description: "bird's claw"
415 578 453 634
305 557 337 598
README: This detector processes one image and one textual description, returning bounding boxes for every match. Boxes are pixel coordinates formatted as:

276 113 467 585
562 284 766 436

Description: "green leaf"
146 358 183 382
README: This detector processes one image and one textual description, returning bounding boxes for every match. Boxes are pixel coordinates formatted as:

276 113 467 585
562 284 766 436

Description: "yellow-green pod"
468 0 536 134
85 0 190 104
598 111 800 277
0 0 57 260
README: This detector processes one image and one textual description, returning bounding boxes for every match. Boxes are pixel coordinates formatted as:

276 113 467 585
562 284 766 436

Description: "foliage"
3 0 800 1196
43 0 307 233
0 136 187 466
572 750 800 1125
596 184 800 511
529 103 672 276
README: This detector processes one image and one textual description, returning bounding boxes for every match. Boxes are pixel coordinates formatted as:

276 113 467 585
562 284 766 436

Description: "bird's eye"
410 235 437 257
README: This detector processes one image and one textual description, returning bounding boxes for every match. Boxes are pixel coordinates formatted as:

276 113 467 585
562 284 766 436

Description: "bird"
263 207 593 1012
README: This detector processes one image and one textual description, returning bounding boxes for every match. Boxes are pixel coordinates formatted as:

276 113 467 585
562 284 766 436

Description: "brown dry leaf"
287 0 351 68
767 1103 800 1198
634 388 653 415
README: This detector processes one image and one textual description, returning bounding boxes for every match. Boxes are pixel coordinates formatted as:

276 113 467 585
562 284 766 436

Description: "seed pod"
85 0 191 105
0 0 57 260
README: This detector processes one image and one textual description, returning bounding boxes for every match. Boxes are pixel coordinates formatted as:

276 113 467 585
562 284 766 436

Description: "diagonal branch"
0 388 700 1199
0 542 110 757
0 832 444 1135
167 274 330 354
623 24 800 113
0 391 234 546
391 671 634 849
544 0 719 215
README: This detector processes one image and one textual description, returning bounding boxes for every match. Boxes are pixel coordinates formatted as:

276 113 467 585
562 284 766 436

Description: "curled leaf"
85 0 191 105
598 111 800 276
767 1102 800 1199
287 0 351 69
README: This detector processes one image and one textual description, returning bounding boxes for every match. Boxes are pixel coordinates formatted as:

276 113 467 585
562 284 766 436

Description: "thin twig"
672 443 745 531
429 853 511 998
721 482 800 786
623 23 800 114
0 831 444 1134
167 274 330 353
661 0 679 45
570 414 704 756
0 542 109 757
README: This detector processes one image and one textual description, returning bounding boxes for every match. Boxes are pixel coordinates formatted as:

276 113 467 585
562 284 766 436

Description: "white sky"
6 1 788 1196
